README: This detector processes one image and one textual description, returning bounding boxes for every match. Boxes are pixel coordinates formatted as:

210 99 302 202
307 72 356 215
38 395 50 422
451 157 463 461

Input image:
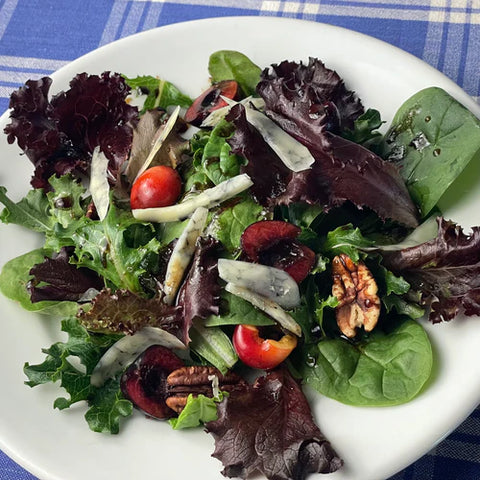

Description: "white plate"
1 16 480 480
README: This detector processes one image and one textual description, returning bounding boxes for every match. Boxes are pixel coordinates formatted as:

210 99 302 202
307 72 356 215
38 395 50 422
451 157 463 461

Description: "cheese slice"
218 259 300 309
132 173 253 223
90 326 186 387
244 107 315 172
225 282 302 337
163 206 208 305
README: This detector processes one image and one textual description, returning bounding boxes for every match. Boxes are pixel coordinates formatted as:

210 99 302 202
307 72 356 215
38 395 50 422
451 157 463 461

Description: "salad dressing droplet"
306 354 317 367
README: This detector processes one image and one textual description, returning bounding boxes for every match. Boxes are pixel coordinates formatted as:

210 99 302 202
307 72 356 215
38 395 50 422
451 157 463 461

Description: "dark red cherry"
241 220 315 283
184 80 238 127
241 221 301 262
120 345 184 419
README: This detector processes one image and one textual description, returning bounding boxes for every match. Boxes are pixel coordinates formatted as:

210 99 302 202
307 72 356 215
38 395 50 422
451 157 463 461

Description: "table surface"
0 1 479 479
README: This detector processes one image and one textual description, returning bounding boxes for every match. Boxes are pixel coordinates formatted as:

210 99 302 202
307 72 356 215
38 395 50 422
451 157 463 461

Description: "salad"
0 49 480 480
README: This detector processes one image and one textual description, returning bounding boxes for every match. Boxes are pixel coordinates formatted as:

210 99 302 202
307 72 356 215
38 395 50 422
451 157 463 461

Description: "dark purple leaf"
4 73 137 189
176 236 222 342
312 133 419 227
206 367 342 480
77 288 184 340
28 248 104 303
382 217 480 323
226 104 294 205
227 104 419 227
257 58 364 149
4 77 60 168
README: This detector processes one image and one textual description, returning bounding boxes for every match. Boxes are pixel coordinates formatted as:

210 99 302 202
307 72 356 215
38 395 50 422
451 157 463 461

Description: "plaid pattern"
0 1 479 479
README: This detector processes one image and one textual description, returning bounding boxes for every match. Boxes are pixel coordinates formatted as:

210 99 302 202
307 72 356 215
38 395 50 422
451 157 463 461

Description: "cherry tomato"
130 165 182 210
233 324 298 370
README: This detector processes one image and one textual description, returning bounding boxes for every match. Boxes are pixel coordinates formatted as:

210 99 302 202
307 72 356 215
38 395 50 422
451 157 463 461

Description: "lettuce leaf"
24 317 131 434
5 73 137 189
190 119 246 186
77 288 184 341
177 237 222 343
0 248 79 315
124 75 192 114
206 367 342 479
205 290 275 327
257 57 364 144
382 217 480 323
169 393 223 430
71 201 161 294
0 175 90 252
212 194 265 252
227 104 419 228
28 247 103 303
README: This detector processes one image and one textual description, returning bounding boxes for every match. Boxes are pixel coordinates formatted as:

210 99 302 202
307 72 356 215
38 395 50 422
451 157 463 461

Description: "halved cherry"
259 240 316 284
240 220 315 283
120 345 185 419
241 220 301 262
184 80 239 126
233 324 298 370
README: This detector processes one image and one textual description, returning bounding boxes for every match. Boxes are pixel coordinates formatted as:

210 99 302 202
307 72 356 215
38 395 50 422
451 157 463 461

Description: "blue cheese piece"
90 326 186 387
132 173 253 223
163 206 208 305
217 259 300 309
244 107 315 172
224 282 302 337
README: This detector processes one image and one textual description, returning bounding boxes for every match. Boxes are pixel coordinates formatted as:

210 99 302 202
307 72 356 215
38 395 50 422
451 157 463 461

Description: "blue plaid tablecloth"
0 1 479 479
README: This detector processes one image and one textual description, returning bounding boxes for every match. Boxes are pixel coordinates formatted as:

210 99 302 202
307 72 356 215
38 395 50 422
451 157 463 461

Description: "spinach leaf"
209 50 262 97
124 75 192 113
303 318 432 406
383 87 480 217
205 290 275 327
383 295 425 319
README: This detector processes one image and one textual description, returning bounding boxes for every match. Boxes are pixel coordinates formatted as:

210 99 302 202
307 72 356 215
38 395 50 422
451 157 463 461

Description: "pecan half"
166 366 246 413
331 253 380 338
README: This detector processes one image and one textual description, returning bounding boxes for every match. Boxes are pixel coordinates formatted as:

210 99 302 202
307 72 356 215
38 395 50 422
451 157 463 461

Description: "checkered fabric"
0 1 479 479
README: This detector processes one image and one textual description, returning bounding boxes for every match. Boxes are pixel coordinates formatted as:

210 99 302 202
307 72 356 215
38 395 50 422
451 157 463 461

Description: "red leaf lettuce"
227 104 418 228
381 217 480 323
177 236 222 342
4 72 138 189
28 247 104 303
206 367 342 480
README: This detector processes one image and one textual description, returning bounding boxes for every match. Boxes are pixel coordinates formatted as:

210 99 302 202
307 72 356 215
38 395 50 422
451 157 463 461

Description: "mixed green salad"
1 50 480 480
